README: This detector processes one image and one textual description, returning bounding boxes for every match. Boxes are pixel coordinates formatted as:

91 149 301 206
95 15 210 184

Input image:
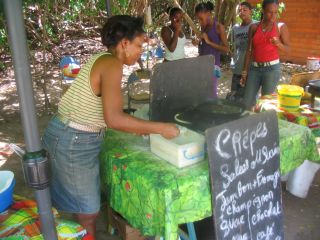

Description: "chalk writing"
221 159 250 189
216 190 239 212
256 223 275 240
206 112 284 240
215 129 232 159
253 191 274 209
214 122 268 160
220 215 245 237
232 233 249 240
251 201 282 226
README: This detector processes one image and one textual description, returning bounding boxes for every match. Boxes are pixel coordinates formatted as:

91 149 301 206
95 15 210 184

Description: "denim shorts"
243 63 281 109
42 116 104 214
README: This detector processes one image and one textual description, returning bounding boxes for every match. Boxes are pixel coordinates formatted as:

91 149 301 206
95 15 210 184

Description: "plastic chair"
124 69 151 114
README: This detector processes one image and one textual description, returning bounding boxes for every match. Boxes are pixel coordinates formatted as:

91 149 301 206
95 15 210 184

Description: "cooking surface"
174 99 248 133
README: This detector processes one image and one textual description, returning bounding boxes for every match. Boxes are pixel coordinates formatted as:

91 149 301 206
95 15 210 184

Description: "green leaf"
119 0 127 8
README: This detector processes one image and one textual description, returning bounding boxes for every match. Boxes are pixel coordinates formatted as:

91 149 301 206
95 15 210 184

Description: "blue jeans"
243 63 281 109
42 116 104 214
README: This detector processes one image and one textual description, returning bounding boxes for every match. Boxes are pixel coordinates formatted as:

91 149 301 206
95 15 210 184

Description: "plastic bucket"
286 160 320 198
307 57 320 71
0 171 15 213
277 84 304 112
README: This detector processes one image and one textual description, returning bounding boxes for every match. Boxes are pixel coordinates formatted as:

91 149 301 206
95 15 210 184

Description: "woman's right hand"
160 123 180 139
172 18 182 33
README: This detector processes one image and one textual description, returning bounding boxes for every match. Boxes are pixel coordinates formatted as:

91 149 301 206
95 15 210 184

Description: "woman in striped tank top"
241 0 290 109
42 15 179 238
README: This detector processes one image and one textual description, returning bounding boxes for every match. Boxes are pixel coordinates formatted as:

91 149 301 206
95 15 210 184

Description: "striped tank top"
58 52 110 128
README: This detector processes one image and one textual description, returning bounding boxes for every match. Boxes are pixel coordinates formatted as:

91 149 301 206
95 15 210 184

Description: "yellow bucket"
277 84 304 112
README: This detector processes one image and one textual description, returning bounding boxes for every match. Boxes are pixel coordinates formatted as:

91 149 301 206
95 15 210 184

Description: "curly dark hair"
240 2 253 10
195 1 214 14
166 7 182 18
101 15 145 49
262 0 279 9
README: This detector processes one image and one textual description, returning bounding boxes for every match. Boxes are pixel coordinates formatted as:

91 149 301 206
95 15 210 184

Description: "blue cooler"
0 171 15 213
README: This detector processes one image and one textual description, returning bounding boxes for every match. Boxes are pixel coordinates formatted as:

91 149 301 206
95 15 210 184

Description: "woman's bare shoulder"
97 54 121 67
92 54 122 76
216 22 226 33
277 22 287 30
250 22 259 30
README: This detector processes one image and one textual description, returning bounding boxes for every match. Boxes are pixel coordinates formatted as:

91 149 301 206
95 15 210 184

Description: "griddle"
174 99 248 133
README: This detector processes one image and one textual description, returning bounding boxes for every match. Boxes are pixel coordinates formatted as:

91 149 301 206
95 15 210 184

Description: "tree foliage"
252 1 285 22
0 0 286 59
0 0 107 59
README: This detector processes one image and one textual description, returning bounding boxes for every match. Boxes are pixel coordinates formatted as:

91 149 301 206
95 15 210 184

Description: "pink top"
253 23 279 62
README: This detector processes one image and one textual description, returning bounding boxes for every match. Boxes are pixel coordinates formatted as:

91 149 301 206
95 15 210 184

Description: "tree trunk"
218 0 228 25
215 0 239 35
40 1 51 112
224 0 239 28
215 0 222 18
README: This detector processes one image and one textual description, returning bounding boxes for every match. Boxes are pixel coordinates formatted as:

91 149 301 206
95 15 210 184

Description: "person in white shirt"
161 7 186 61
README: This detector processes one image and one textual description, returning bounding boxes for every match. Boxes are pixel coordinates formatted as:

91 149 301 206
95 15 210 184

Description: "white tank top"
164 28 186 61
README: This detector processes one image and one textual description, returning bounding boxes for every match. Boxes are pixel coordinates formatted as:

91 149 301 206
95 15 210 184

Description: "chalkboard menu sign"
206 111 284 240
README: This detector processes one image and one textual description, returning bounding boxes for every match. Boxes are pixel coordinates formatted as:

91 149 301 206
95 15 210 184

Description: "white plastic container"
286 160 320 198
150 127 205 168
307 57 320 71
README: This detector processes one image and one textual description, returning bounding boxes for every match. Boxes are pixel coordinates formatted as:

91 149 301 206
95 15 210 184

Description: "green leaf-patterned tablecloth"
100 120 320 240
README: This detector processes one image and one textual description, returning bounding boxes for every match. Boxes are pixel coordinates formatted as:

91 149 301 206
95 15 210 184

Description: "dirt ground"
1 40 320 239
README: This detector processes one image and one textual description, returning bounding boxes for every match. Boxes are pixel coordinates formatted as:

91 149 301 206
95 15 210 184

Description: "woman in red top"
241 0 290 109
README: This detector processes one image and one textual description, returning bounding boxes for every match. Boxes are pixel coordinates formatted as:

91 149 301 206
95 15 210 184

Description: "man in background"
228 2 255 101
